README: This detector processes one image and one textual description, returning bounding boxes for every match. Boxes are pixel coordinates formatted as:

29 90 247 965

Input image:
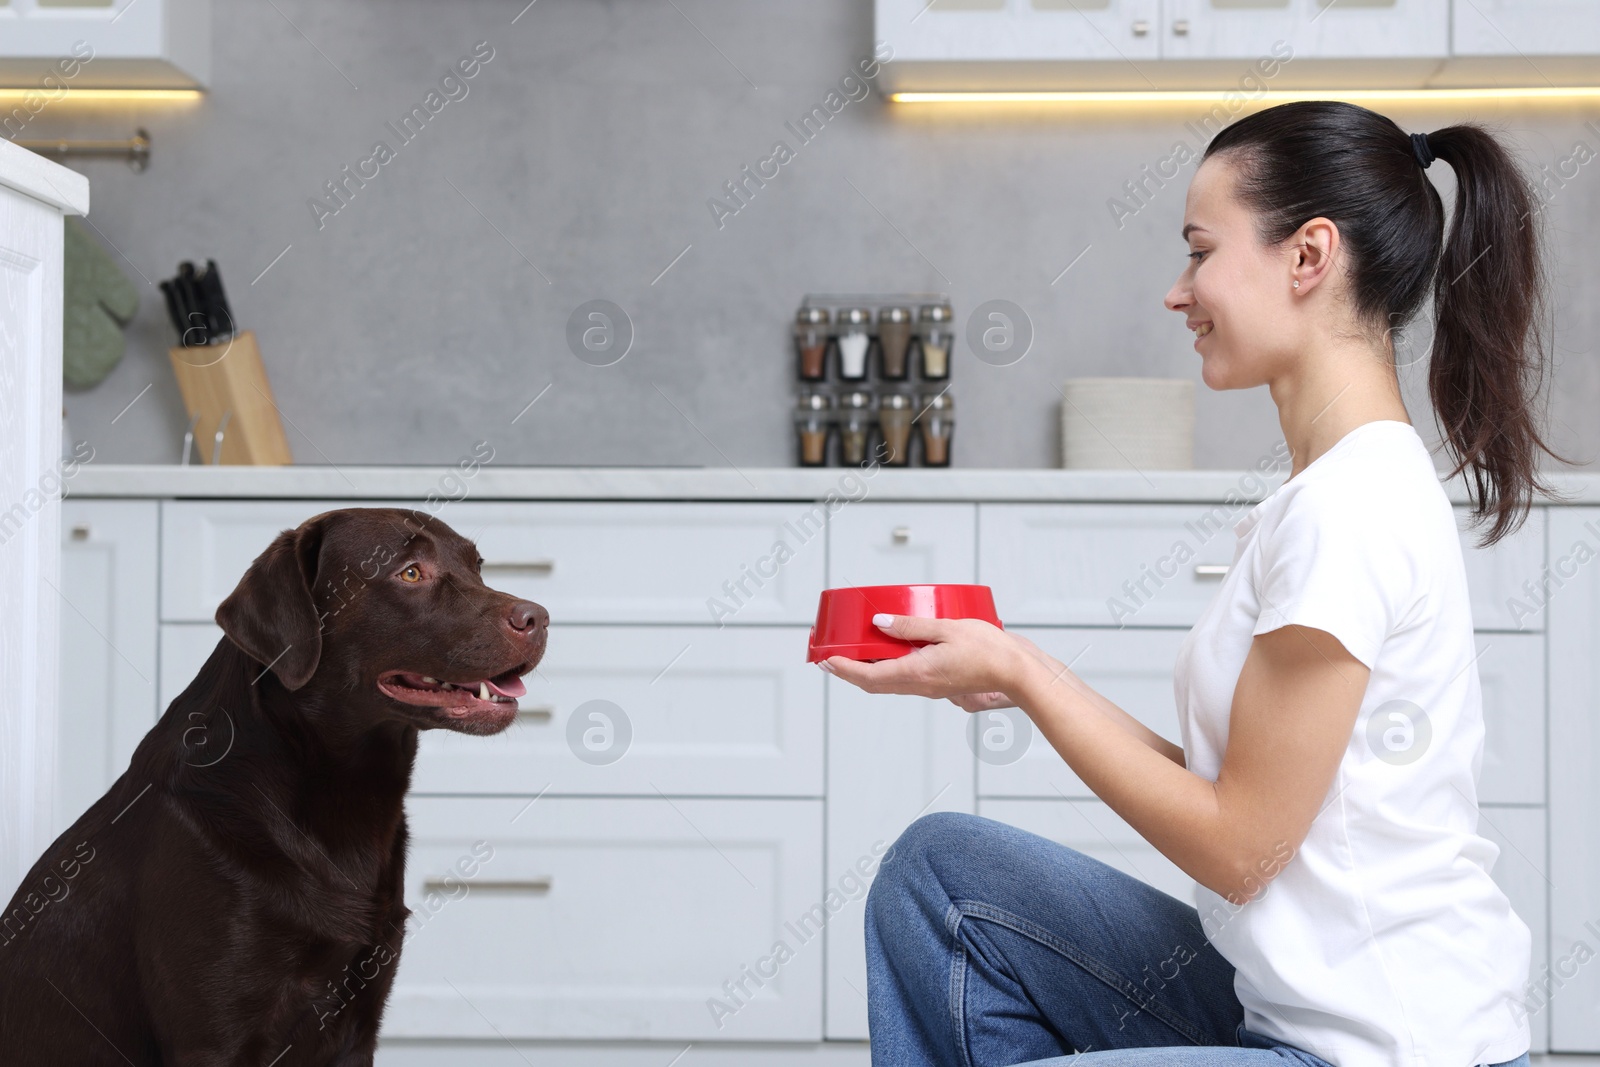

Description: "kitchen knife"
198 259 235 341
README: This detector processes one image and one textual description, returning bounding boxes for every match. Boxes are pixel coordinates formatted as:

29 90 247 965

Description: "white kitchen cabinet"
0 0 209 89
160 501 826 626
977 627 1186 797
160 622 826 798
1453 0 1600 55
1475 633 1545 806
1460 505 1547 631
387 796 823 1042
0 139 87 903
413 625 823 797
824 503 977 1040
876 0 1161 64
1162 0 1446 59
1548 507 1600 1052
1479 805 1550 1054
55 500 158 833
979 503 1243 627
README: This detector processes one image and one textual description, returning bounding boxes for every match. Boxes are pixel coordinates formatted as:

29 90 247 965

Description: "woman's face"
1165 153 1303 392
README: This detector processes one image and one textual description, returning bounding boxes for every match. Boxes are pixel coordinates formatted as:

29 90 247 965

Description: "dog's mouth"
376 666 531 734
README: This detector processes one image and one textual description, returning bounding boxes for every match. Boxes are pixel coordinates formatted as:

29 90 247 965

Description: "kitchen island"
51 463 1600 1062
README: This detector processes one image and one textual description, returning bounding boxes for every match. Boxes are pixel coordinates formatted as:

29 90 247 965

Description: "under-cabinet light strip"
890 87 1600 104
0 89 202 103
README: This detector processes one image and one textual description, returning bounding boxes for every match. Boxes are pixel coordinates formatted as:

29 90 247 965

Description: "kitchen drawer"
978 504 1240 627
977 503 1549 631
161 624 823 797
1476 634 1545 806
387 797 823 1041
977 797 1195 904
160 501 826 625
1457 506 1546 631
415 625 821 796
1479 805 1549 1054
978 628 1185 799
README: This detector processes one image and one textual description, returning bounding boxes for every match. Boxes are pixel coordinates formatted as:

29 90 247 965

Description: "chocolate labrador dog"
0 507 547 1066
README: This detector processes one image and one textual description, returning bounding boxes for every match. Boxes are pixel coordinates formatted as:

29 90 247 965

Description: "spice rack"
791 292 955 469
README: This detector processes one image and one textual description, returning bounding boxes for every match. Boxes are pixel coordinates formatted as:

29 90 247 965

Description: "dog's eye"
399 564 423 583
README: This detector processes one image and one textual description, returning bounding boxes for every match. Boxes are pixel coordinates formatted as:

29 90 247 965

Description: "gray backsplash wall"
39 0 1600 473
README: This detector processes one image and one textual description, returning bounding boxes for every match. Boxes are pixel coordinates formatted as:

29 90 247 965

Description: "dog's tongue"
484 673 526 699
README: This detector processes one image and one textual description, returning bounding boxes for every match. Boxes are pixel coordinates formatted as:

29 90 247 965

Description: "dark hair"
1203 100 1574 546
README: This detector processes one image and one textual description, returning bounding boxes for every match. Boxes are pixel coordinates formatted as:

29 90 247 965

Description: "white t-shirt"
1173 419 1531 1067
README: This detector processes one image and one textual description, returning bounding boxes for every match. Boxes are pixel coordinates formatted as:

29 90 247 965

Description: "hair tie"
1410 131 1435 170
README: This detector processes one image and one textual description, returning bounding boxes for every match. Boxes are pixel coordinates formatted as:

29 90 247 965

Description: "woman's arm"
972 634 1185 767
824 616 1369 903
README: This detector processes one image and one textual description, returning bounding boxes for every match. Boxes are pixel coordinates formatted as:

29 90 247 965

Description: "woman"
821 100 1571 1067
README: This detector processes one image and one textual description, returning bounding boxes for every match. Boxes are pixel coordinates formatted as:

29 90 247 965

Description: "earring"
1292 280 1300 289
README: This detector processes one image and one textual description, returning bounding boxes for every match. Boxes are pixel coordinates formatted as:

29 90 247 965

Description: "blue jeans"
864 812 1531 1067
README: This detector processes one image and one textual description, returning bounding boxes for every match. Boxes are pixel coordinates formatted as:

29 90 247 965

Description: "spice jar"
836 307 872 381
795 391 834 466
795 306 830 381
878 392 914 467
839 390 876 466
918 391 955 467
878 306 913 380
917 303 954 380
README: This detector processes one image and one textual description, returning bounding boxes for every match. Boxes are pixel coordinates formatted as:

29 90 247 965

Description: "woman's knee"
869 812 1000 911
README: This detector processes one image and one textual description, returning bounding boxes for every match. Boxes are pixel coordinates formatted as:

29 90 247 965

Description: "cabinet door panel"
1479 805 1549 1054
978 628 1185 797
56 501 159 832
1164 0 1446 58
825 503 976 1040
387 797 822 1041
164 624 824 798
1548 508 1600 1051
979 504 1241 627
1476 633 1544 806
161 501 826 625
876 0 1161 61
1453 0 1600 54
1459 505 1546 632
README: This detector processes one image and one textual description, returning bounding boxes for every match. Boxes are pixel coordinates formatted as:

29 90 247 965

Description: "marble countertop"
60 464 1600 505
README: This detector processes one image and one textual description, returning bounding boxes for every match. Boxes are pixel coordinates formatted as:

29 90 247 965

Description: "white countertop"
61 464 1600 505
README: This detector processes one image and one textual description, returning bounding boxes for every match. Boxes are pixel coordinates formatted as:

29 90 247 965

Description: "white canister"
1059 377 1194 470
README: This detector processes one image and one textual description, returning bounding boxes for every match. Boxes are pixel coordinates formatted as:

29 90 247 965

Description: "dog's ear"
216 516 328 690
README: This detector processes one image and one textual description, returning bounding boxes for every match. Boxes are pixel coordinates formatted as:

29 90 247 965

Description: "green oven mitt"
62 216 140 390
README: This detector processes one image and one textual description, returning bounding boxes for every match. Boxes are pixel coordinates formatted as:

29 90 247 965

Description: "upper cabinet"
876 0 1600 91
1162 0 1447 60
0 0 210 89
1453 0 1600 55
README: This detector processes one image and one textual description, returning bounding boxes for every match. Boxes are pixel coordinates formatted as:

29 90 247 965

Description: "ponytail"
1424 124 1572 545
1204 102 1575 546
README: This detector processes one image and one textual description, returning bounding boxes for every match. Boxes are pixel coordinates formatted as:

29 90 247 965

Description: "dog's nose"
507 600 548 634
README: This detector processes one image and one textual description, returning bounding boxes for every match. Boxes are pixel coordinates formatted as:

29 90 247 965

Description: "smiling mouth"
377 666 531 730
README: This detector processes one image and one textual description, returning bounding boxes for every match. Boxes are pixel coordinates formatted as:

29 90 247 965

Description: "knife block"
167 330 294 465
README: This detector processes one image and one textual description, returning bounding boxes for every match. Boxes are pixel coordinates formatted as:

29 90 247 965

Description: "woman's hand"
820 613 1041 702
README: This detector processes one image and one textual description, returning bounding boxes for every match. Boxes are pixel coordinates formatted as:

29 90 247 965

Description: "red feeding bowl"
807 584 1003 663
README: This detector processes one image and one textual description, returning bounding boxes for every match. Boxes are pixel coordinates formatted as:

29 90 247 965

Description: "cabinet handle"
69 523 91 541
1172 17 1190 34
517 704 555 722
426 877 552 894
1131 17 1150 34
1194 564 1230 578
891 526 911 544
483 559 555 575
